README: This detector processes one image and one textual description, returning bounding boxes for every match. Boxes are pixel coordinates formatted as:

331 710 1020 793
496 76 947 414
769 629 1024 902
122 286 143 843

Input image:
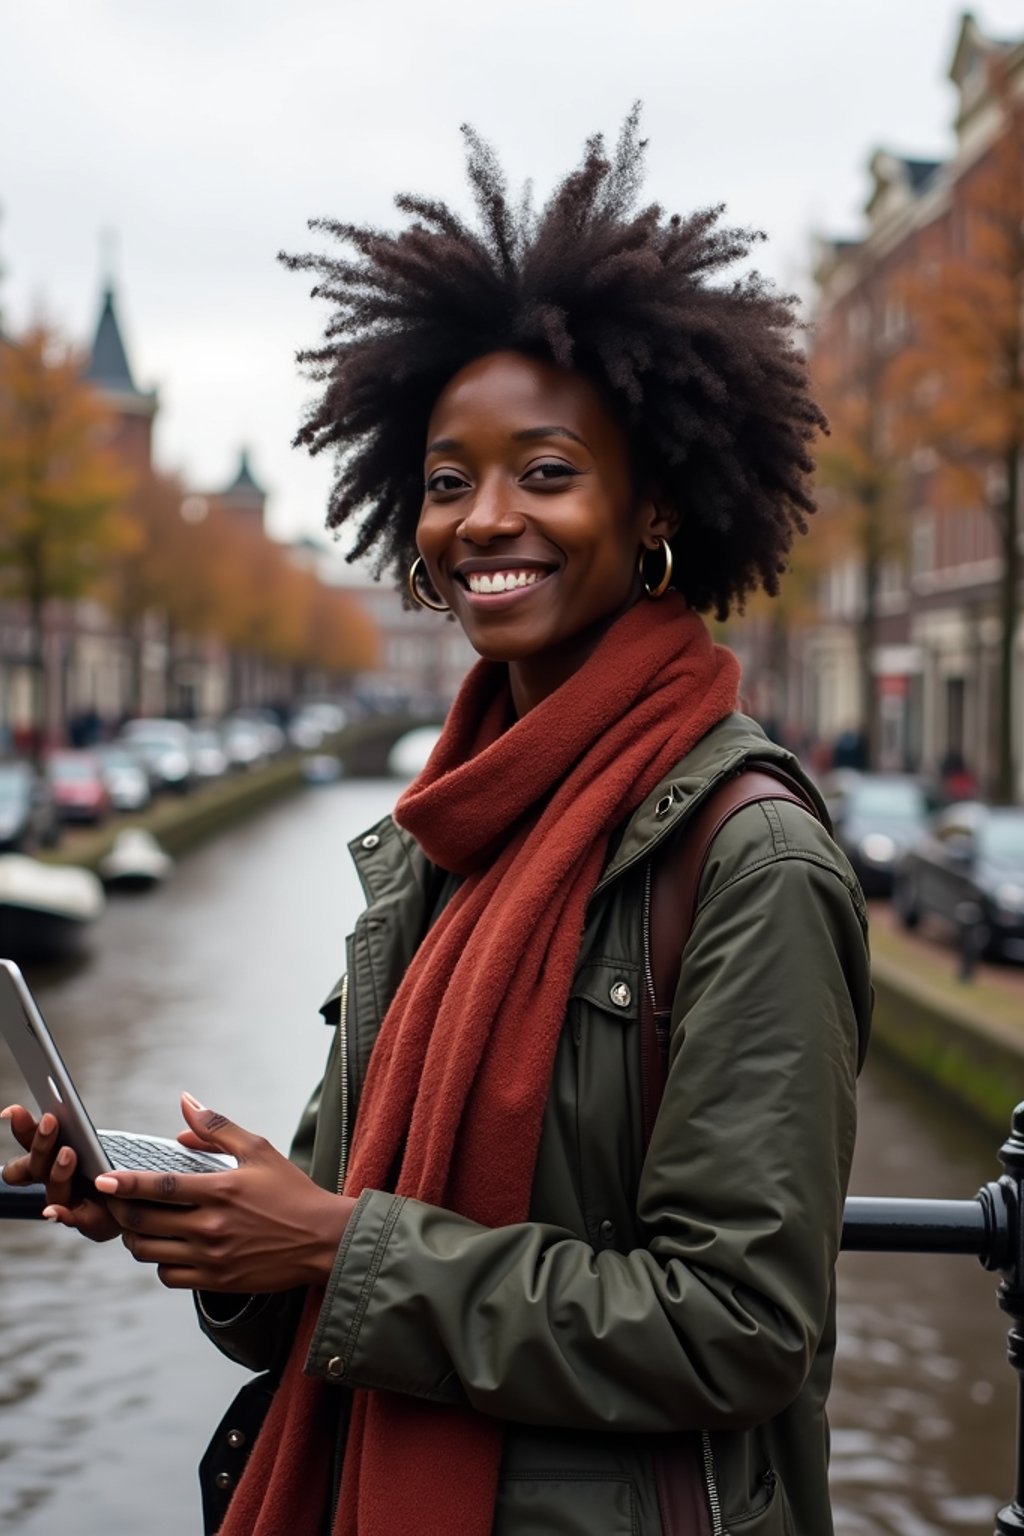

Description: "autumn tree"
304 578 378 681
892 67 1024 801
0 324 129 756
211 519 378 701
101 467 206 710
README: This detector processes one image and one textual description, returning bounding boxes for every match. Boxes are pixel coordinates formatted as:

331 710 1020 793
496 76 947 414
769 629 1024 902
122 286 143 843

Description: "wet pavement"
0 779 1017 1532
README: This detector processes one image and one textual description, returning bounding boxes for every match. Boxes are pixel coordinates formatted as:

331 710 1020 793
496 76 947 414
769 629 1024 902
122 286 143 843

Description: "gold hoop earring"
639 536 673 599
407 556 450 613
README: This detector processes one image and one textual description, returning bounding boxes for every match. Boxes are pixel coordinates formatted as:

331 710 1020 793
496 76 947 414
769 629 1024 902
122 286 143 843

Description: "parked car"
823 771 930 897
46 750 112 824
189 725 230 782
93 743 152 814
117 719 195 793
221 718 267 772
0 762 61 851
228 709 286 757
288 702 347 751
893 802 1024 960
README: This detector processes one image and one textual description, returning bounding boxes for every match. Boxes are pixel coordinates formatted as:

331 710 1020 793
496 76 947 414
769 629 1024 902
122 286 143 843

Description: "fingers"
179 1094 263 1164
1 1104 40 1153
176 1130 219 1152
108 1197 202 1237
47 1144 77 1204
42 1198 118 1241
94 1168 203 1205
2 1111 61 1187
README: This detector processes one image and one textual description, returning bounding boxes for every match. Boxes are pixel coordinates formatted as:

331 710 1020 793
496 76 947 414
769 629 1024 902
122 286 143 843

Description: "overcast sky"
2 1 1021 550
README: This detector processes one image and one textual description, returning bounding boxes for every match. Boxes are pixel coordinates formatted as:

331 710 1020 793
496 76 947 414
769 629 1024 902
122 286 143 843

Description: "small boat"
98 828 174 891
0 855 104 961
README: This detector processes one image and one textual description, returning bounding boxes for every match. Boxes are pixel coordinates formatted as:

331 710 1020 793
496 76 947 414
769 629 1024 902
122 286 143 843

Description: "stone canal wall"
40 716 438 876
866 920 1024 1134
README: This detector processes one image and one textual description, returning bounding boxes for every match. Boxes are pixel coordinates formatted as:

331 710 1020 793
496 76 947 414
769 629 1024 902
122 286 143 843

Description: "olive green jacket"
200 714 871 1536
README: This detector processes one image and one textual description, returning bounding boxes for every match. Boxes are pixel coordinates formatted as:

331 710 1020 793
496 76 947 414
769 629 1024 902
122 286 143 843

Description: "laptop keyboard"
99 1133 225 1174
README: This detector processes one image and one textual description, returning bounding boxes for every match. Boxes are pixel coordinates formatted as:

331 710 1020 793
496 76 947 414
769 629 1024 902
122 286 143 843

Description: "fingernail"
57 1148 73 1168
94 1175 118 1194
41 1207 58 1221
182 1092 205 1111
0 1108 13 1121
39 1114 57 1135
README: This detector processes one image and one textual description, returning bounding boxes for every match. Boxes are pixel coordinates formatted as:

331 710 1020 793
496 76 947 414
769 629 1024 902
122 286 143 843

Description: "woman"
3 116 871 1535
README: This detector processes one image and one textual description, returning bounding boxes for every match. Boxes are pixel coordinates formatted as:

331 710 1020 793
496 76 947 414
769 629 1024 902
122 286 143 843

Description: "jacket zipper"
336 972 350 1196
642 860 656 1015
701 1432 724 1536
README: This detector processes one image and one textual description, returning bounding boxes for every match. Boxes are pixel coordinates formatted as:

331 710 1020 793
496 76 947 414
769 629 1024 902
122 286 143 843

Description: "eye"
425 470 469 495
521 460 579 485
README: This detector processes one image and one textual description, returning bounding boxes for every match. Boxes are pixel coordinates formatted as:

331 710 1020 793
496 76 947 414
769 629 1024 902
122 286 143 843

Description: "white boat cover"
0 856 105 921
99 829 174 883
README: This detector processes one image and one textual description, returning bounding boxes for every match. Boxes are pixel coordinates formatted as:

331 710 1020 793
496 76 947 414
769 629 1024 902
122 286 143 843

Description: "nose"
455 475 526 544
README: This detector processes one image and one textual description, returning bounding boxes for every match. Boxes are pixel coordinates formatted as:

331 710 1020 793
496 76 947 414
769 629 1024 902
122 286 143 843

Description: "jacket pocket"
494 1471 640 1536
727 1472 794 1535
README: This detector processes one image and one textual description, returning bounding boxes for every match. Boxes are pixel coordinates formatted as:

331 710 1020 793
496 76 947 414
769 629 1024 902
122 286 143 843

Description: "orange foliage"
891 73 1024 491
0 325 131 605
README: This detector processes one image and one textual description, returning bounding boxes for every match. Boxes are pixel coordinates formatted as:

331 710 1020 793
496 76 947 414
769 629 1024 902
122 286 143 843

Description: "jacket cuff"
304 1188 398 1384
303 1189 469 1405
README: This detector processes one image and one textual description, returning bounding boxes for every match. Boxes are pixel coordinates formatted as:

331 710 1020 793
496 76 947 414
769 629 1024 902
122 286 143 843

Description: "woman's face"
417 351 672 713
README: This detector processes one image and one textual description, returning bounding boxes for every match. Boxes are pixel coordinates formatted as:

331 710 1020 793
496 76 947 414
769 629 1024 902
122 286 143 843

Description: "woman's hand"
1 1104 121 1242
95 1093 356 1292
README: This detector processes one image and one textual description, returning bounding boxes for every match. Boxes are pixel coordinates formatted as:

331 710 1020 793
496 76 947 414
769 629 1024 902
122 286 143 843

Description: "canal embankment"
867 908 1024 1134
36 714 438 876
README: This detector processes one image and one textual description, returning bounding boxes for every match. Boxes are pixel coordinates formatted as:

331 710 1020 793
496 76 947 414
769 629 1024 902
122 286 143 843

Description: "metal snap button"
655 794 674 818
215 1472 234 1491
226 1429 247 1450
326 1356 344 1378
609 981 632 1008
599 1219 616 1245
361 833 380 850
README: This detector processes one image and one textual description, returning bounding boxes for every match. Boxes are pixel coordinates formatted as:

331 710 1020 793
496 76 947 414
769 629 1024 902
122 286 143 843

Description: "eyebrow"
425 425 591 455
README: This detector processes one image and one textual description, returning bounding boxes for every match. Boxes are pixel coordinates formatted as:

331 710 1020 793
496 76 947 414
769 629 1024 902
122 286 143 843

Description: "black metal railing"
5 1106 1024 1533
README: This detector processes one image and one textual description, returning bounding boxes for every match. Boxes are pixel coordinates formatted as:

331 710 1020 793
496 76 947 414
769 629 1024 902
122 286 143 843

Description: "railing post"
994 1104 1024 1534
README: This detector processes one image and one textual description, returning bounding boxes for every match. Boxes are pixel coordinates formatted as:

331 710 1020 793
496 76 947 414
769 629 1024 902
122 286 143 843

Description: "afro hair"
281 108 825 617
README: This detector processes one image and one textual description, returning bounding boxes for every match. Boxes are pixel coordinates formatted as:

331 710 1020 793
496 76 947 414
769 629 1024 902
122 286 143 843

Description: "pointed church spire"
84 282 142 395
223 447 266 499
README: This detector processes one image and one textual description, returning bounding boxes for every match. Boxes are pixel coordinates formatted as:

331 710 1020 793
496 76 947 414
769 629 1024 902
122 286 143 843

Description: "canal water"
0 780 1016 1533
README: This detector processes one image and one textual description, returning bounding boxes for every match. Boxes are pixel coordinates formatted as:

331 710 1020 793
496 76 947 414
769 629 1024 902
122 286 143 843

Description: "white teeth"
466 569 544 594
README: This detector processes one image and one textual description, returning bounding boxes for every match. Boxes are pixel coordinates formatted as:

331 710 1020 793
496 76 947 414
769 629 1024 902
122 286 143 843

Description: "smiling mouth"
460 568 553 596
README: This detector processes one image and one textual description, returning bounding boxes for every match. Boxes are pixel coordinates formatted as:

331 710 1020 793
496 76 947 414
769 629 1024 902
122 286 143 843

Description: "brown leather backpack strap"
639 768 819 1144
640 765 820 1535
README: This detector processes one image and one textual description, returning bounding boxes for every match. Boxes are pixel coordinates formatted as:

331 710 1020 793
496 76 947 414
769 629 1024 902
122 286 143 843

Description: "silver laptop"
0 957 235 1182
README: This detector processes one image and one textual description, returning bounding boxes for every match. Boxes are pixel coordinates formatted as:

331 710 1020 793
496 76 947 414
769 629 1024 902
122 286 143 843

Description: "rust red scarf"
219 596 739 1535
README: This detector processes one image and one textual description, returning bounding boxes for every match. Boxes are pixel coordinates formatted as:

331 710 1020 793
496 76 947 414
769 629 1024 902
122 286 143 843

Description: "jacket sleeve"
194 1073 326 1372
303 813 869 1432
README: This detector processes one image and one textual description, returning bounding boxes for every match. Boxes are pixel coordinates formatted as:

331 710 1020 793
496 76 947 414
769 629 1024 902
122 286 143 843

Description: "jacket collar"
350 714 826 904
591 714 827 898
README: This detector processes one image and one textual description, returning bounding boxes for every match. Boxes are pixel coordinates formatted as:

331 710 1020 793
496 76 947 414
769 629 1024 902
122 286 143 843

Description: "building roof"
222 448 266 499
84 284 146 397
865 150 945 229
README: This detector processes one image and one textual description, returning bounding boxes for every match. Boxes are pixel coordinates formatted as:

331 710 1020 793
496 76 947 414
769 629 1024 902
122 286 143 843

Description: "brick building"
743 13 1024 792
